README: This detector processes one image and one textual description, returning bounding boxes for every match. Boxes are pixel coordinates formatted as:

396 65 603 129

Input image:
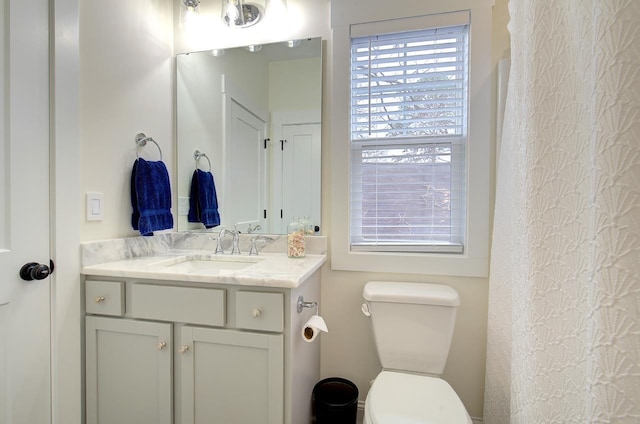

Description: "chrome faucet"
216 227 241 255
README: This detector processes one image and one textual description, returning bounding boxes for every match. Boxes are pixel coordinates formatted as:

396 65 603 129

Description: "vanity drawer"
235 291 284 332
85 280 124 316
130 284 226 327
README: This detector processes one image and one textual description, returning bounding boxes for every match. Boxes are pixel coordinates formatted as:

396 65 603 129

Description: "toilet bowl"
362 281 471 424
364 371 471 424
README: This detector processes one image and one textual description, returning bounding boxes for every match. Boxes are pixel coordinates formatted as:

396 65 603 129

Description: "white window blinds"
350 23 469 253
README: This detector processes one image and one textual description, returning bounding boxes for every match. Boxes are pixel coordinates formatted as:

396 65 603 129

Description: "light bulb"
183 0 200 12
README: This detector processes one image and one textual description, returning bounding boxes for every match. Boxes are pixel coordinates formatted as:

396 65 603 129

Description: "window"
330 4 491 277
350 25 468 253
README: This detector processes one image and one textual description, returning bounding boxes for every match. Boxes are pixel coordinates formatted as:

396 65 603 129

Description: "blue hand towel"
188 169 221 228
131 158 174 236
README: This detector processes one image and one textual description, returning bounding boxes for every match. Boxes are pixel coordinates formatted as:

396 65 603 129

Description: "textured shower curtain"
484 0 640 423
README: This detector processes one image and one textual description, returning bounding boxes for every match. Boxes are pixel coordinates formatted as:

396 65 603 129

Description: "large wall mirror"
176 37 322 235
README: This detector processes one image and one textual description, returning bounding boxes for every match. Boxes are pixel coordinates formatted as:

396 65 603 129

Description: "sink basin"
154 254 264 273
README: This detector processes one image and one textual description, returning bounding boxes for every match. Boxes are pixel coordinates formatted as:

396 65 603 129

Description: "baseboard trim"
471 416 483 423
357 400 365 423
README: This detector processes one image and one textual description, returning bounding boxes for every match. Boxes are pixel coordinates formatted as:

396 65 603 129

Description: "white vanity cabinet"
85 315 173 424
180 326 283 424
83 272 320 424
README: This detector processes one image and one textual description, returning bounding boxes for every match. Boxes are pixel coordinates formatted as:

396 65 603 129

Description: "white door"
225 100 267 230
0 1 52 424
281 123 321 233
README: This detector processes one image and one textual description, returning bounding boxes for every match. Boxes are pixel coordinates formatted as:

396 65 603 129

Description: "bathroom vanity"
81 234 326 424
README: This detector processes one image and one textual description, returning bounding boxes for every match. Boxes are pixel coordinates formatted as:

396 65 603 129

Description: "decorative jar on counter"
287 218 305 258
300 216 314 235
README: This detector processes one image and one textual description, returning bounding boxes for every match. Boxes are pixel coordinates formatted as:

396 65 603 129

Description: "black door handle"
19 260 54 281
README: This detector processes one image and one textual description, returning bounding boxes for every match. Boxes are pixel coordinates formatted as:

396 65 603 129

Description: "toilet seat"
364 371 471 424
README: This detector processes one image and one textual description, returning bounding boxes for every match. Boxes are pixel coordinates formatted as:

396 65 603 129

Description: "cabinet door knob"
95 296 106 303
179 345 190 354
251 308 262 318
157 342 167 350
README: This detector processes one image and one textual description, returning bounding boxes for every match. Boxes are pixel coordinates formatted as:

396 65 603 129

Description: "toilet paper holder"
297 296 318 314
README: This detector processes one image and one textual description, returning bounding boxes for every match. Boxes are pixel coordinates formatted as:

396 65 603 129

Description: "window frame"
330 2 492 277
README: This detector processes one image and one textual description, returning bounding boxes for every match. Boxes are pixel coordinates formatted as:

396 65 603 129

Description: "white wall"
79 0 174 241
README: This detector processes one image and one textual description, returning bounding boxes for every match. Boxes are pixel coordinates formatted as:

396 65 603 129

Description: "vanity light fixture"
222 0 262 28
183 0 201 12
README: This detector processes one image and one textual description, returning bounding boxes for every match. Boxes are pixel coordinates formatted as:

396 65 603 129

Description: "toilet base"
363 371 471 424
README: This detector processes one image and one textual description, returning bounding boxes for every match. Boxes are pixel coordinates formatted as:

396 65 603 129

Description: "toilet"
361 281 471 424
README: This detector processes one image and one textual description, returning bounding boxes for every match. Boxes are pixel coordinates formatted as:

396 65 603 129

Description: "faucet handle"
231 232 241 255
248 238 259 256
214 232 225 255
215 239 225 255
248 236 267 256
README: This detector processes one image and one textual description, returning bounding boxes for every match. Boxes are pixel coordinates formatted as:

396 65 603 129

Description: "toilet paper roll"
301 314 328 343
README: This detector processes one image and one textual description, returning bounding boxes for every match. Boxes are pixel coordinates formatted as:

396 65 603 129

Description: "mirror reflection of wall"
176 37 322 235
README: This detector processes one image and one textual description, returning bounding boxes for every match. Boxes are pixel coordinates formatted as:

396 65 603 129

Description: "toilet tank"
363 281 460 375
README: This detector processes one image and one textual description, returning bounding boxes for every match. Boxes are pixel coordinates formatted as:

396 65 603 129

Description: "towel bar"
135 133 163 160
194 150 212 172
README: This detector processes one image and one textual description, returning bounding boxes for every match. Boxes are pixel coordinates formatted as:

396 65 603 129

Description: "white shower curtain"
484 0 640 423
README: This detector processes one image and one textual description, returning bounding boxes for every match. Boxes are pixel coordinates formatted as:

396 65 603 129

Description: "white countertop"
81 250 327 289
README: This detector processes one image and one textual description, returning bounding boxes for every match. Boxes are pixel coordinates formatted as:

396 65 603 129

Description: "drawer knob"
95 296 106 304
157 342 167 350
179 345 190 354
251 308 262 318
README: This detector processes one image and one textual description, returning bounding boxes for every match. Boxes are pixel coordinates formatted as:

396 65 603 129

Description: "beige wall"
77 0 510 420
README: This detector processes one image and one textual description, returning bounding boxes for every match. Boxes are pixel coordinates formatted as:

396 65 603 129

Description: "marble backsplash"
81 231 328 267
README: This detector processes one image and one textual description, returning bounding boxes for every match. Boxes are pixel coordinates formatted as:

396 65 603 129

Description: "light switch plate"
86 192 104 221
178 197 190 216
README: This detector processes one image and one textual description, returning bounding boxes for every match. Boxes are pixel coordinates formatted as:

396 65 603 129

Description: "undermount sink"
154 254 264 273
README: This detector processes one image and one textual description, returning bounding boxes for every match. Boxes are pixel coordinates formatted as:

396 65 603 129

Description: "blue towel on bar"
188 169 221 228
131 158 174 236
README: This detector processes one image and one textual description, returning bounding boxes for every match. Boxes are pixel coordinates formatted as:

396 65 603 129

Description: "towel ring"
194 150 212 172
135 133 163 161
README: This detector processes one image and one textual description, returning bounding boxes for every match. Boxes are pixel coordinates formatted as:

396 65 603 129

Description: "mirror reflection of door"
226 100 267 231
278 123 321 234
0 1 52 423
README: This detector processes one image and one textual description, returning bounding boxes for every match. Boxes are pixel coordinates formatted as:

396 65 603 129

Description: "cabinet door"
86 316 173 424
180 326 283 424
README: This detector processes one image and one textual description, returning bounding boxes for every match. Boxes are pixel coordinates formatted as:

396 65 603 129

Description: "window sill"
330 248 488 277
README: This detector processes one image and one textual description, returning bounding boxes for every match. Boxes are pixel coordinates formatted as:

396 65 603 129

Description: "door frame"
50 1 82 424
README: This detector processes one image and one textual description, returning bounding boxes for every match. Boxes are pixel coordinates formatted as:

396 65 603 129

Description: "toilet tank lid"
363 281 460 307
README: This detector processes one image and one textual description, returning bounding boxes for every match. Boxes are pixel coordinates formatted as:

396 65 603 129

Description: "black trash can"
312 377 359 424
